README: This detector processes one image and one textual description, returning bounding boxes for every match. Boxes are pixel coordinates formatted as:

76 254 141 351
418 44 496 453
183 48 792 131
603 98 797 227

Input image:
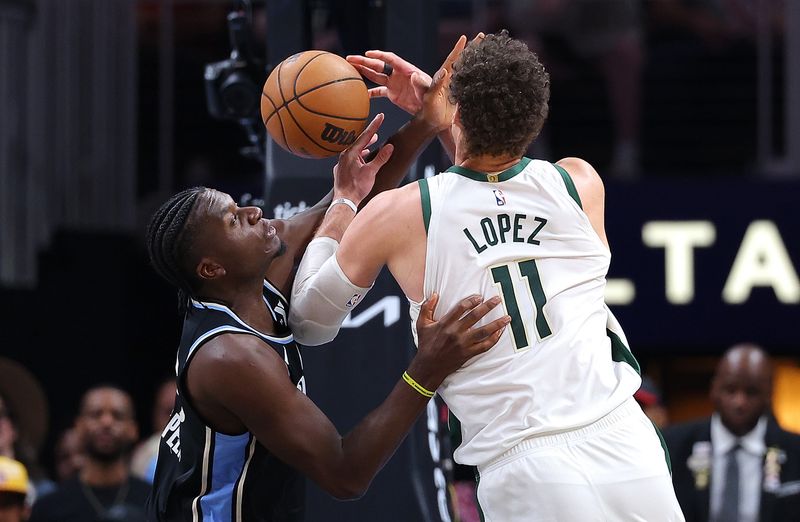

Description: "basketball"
261 51 370 159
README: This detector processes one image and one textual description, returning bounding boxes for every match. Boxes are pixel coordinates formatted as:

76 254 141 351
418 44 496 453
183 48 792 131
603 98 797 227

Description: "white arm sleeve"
289 237 373 346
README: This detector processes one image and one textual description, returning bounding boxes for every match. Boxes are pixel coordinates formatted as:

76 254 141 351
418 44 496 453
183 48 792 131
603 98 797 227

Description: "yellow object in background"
0 456 29 495
773 362 800 434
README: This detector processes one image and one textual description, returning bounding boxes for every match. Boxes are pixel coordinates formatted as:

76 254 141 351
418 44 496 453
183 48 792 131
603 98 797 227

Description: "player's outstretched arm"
187 295 509 499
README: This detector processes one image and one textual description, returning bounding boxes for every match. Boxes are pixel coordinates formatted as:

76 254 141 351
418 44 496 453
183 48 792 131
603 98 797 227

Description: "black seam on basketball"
275 61 299 154
293 77 367 104
261 92 289 148
283 100 341 154
261 91 278 124
292 51 330 100
294 79 370 121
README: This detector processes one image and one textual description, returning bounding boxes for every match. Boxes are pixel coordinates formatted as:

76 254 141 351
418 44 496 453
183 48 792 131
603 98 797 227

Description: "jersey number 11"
491 259 553 350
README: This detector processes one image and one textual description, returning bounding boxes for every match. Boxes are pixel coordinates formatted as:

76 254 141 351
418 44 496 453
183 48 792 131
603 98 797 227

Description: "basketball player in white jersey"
289 31 685 521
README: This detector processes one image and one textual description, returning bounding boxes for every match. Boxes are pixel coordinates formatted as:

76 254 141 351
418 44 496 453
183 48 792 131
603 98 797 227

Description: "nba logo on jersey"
346 293 362 308
493 189 506 206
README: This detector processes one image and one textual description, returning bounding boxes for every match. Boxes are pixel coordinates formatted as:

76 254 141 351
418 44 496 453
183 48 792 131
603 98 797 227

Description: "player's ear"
197 258 226 281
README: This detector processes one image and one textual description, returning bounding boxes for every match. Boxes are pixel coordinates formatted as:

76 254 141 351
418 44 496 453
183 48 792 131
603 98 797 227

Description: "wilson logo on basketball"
320 123 357 146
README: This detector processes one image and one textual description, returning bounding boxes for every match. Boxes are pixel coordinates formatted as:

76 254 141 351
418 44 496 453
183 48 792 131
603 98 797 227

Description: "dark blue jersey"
148 280 305 521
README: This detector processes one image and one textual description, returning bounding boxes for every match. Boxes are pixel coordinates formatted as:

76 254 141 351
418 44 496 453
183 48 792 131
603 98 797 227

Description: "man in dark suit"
664 344 800 522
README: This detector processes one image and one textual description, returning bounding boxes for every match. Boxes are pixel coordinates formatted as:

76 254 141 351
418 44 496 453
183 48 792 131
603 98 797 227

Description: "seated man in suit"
664 344 800 522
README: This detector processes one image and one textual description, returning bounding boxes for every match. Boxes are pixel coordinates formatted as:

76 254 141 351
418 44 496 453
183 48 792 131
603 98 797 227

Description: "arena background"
0 1 798 520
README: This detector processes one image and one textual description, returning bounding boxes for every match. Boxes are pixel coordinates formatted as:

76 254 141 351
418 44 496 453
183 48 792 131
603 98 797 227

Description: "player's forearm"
289 240 373 346
332 376 437 499
312 204 356 243
361 114 438 208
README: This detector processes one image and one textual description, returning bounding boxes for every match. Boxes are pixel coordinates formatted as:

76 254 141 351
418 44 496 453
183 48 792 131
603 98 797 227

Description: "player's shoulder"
360 182 420 219
555 157 604 206
555 157 603 188
194 332 278 371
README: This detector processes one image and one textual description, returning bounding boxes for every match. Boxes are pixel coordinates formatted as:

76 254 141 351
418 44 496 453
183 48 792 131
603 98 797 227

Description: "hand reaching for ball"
346 33 484 126
332 113 394 207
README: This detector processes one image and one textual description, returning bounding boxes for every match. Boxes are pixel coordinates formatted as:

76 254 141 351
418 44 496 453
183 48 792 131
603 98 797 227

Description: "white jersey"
409 158 642 467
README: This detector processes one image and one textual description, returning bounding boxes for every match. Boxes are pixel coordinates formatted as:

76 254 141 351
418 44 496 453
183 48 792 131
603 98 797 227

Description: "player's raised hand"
347 33 484 119
347 50 432 115
408 293 509 392
332 113 394 206
419 34 487 131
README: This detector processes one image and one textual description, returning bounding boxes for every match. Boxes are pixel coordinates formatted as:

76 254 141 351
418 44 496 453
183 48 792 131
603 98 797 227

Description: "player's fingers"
468 327 505 355
352 63 386 85
429 68 450 92
439 294 483 325
472 32 485 44
366 142 393 171
368 86 389 99
350 54 387 71
345 54 369 66
417 293 440 326
410 71 432 91
364 50 401 65
350 113 384 153
442 35 468 72
464 315 510 344
458 295 501 329
358 132 378 160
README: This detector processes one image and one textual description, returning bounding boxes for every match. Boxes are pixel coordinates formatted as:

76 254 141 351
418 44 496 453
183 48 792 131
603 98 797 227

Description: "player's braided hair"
450 29 550 158
146 187 206 313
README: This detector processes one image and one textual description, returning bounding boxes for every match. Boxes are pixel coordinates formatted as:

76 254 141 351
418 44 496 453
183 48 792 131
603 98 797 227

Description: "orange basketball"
261 51 370 159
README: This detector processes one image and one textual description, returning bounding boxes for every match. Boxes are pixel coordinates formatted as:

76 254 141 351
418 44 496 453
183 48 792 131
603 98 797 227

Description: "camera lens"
220 71 259 119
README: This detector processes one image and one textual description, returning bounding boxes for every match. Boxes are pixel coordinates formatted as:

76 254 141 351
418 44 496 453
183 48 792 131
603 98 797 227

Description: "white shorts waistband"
478 397 642 474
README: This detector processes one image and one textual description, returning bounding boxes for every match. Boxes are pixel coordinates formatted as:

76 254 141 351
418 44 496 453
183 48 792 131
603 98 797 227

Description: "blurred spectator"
0 397 14 461
649 0 783 48
505 0 645 178
634 375 670 429
53 428 85 483
0 360 53 500
29 386 150 522
0 456 30 522
130 378 175 483
663 344 800 522
645 0 785 175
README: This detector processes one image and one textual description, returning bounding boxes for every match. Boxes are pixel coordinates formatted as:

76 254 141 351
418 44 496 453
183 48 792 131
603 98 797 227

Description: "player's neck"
457 153 521 175
198 280 277 334
225 288 277 334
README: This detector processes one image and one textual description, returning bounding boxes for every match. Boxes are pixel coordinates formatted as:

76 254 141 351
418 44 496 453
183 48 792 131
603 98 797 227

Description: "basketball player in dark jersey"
145 36 509 521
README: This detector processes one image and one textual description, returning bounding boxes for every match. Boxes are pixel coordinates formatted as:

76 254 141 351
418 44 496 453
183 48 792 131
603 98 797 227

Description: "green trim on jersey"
446 157 532 182
607 328 641 375
448 410 463 451
651 420 673 474
553 163 583 209
418 178 431 234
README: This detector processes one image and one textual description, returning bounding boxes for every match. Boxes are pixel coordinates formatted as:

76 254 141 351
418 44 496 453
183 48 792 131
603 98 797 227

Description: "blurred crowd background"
0 0 798 520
